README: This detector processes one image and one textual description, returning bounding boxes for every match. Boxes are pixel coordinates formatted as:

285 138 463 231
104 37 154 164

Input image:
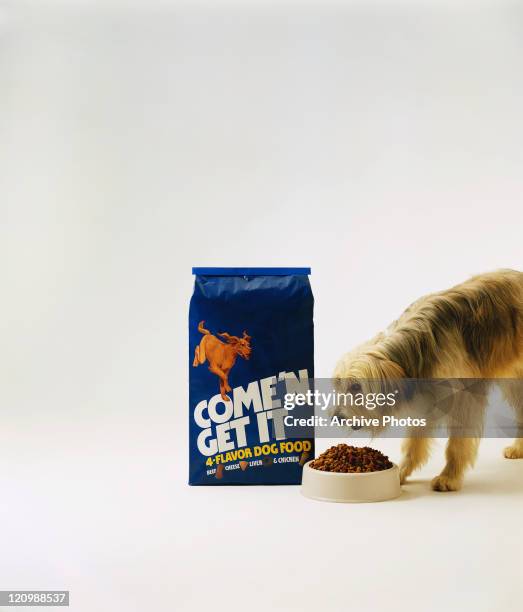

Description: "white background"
1 1 522 611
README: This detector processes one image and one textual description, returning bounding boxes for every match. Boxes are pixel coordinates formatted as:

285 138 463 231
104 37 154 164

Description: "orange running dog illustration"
193 321 252 401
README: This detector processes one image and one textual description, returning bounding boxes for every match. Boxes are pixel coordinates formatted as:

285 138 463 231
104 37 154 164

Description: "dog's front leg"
223 371 232 393
399 434 433 484
500 379 523 459
431 437 480 492
208 364 230 402
431 385 486 491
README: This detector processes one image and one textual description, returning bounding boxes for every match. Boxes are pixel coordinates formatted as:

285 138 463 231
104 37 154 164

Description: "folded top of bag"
192 267 311 276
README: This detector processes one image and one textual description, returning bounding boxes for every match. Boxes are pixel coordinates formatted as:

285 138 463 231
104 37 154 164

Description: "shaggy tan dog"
334 269 523 491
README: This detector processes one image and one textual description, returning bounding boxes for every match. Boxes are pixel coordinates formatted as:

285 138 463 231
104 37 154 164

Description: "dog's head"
219 331 252 360
332 336 412 434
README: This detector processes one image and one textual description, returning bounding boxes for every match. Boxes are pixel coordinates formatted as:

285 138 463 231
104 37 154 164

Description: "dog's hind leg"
501 378 523 459
193 339 207 367
193 346 201 367
399 434 433 484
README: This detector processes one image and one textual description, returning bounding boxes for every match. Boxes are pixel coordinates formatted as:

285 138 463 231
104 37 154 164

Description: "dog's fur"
193 321 252 401
334 269 523 491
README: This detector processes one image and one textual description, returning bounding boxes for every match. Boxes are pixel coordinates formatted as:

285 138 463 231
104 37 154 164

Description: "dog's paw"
431 475 462 492
503 445 523 459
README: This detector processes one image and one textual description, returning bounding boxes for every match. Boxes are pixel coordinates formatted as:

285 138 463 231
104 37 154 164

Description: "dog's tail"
198 321 211 335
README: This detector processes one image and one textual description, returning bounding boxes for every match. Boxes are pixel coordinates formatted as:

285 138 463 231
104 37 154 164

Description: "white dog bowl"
301 461 401 503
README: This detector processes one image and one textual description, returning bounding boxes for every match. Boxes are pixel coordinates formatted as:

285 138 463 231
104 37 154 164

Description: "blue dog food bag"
189 268 314 485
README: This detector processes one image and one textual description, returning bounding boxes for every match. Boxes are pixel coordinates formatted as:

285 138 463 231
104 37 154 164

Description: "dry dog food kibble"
310 444 393 473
